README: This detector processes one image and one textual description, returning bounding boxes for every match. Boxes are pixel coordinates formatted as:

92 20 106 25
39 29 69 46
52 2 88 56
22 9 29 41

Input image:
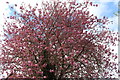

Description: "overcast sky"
0 0 119 78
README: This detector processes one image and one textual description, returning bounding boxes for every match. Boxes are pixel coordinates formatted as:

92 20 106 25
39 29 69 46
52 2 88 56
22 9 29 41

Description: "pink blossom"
43 76 47 78
1 0 118 79
49 69 54 72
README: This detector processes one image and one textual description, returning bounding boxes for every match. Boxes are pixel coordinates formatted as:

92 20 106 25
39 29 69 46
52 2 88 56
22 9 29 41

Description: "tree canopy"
0 0 118 79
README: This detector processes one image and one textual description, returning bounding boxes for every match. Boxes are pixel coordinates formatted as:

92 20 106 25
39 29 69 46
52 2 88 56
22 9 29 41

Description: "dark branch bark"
42 50 56 80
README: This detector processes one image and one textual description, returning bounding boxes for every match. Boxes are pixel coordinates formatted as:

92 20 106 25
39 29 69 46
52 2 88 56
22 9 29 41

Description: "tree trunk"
42 50 56 80
43 64 56 80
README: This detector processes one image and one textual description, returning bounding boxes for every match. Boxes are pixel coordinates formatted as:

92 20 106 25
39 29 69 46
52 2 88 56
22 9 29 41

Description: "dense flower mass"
0 0 118 79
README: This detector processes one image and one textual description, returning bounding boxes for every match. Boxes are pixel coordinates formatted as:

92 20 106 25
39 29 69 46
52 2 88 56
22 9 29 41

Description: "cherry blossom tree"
0 0 118 79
